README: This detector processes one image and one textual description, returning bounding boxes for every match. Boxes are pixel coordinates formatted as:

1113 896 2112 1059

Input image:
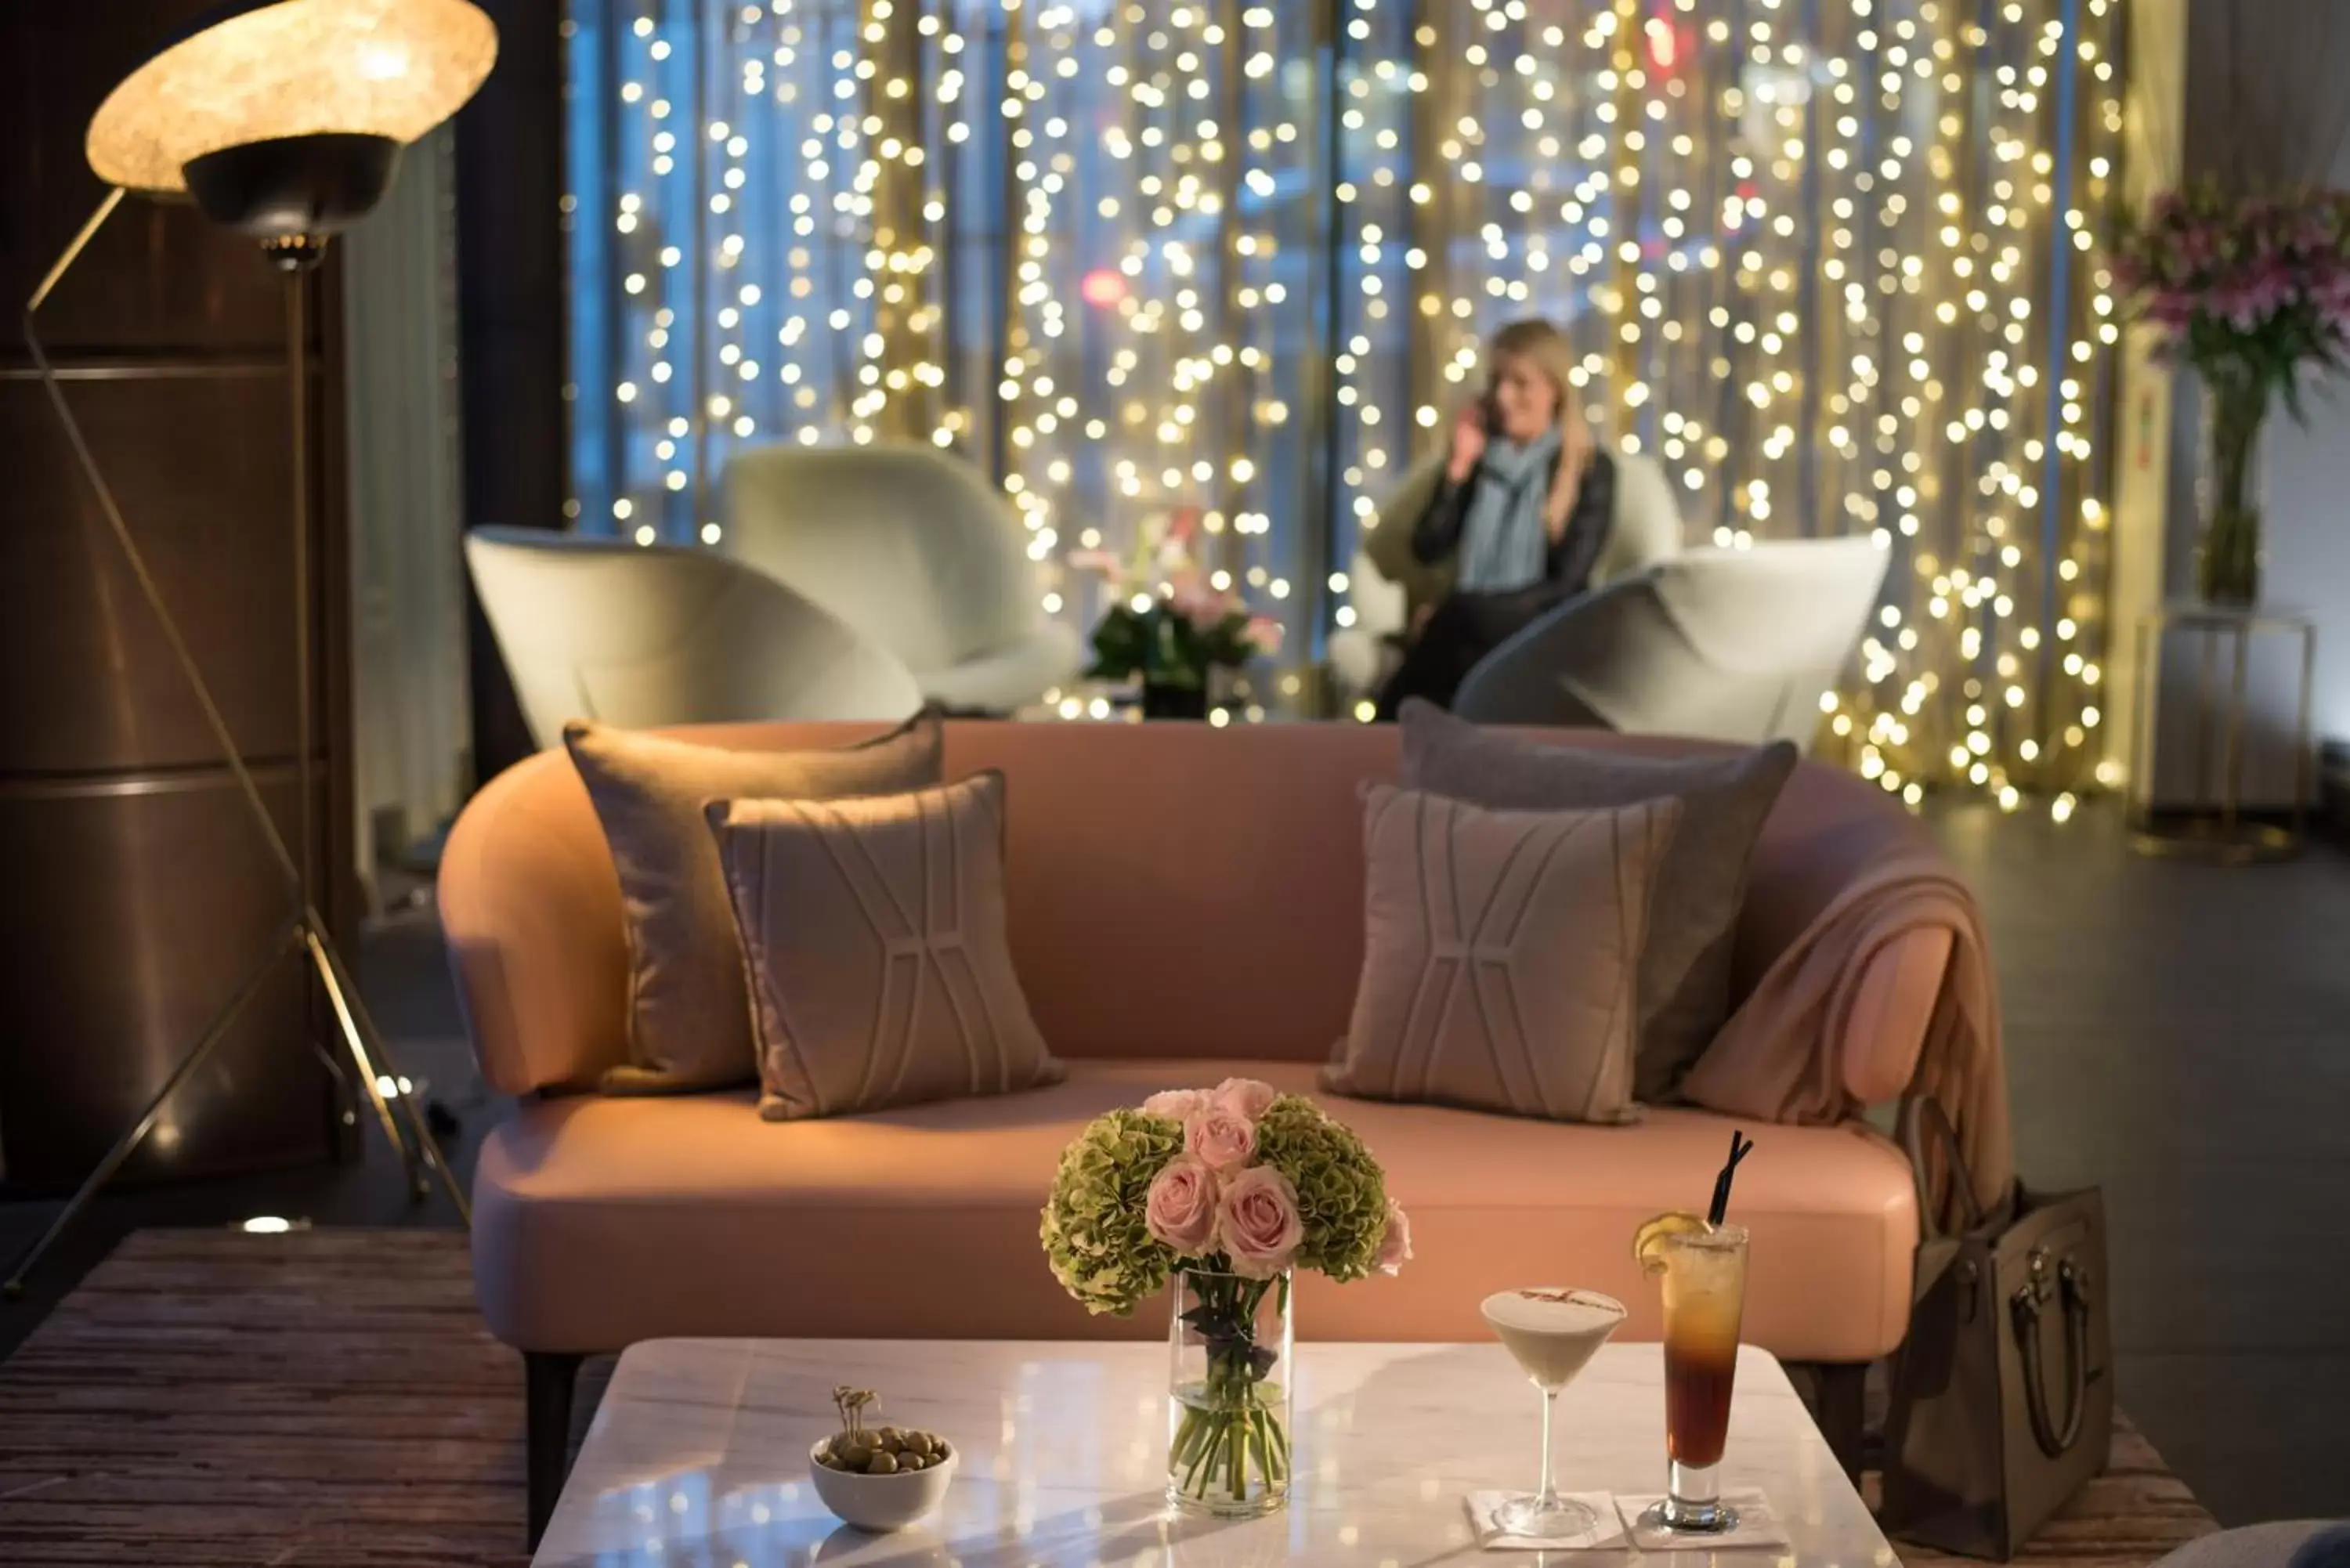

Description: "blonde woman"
1376 317 1672 716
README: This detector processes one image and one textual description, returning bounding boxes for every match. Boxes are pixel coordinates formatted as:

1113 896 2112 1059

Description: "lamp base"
183 132 400 263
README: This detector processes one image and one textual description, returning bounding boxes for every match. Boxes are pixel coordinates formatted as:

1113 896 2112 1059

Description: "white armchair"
1452 536 1893 752
722 443 1083 713
1326 448 1684 704
464 527 922 749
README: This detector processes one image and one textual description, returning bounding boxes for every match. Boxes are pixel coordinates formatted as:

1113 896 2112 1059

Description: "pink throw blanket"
1681 817 2012 1234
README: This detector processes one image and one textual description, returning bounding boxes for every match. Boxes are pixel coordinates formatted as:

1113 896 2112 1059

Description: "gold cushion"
564 710 942 1093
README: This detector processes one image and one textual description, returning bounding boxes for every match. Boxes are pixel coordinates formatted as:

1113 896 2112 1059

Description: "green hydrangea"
1039 1109 1184 1314
1253 1093 1388 1283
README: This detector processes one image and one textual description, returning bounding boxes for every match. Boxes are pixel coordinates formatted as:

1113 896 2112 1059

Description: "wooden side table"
2127 602 2316 861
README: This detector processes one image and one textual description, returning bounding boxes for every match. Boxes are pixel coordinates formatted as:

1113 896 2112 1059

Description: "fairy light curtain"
564 0 2124 799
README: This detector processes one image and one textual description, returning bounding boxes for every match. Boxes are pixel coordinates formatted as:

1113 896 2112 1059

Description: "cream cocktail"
1478 1287 1627 1537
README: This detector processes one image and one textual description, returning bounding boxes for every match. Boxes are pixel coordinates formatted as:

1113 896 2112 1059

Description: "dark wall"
0 4 352 1187
457 0 568 782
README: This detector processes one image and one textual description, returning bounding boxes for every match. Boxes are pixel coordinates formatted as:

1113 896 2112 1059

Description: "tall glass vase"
1166 1268 1292 1516
2198 375 2269 607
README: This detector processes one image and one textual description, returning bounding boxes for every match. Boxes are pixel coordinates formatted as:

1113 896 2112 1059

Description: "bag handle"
1896 1096 1985 1240
2012 1252 2094 1456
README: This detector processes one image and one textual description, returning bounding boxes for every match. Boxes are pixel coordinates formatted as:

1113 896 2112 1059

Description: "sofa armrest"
439 749 631 1096
1840 926 1953 1107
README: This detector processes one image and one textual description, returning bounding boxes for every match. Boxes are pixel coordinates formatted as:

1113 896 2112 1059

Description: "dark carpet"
0 1230 2214 1567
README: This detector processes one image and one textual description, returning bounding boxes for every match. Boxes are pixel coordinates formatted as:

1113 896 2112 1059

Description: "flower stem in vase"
2200 374 2269 607
1167 1268 1292 1516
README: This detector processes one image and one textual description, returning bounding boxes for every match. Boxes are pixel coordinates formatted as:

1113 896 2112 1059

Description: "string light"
572 0 2119 792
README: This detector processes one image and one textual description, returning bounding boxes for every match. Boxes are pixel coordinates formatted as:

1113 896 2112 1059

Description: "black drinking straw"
1707 1129 1755 1226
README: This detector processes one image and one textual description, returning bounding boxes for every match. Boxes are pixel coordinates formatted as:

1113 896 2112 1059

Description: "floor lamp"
3 0 500 1298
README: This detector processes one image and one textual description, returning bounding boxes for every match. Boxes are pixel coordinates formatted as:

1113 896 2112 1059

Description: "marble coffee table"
531 1339 1896 1566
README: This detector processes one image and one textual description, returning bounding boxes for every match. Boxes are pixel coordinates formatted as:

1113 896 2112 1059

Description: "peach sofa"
440 720 1949 1539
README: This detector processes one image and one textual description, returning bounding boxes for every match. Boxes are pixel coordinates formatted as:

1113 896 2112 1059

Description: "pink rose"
1185 1106 1257 1172
1213 1077 1279 1122
1142 1089 1206 1121
1376 1199 1413 1277
1217 1165 1303 1279
1145 1155 1220 1255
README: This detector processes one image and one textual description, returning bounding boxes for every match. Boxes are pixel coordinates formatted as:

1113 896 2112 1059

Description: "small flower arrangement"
1071 505 1284 702
2114 184 2350 602
1039 1078 1408 1513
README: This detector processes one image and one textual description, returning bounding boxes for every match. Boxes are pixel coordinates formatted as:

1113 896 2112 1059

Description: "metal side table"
2128 602 2316 861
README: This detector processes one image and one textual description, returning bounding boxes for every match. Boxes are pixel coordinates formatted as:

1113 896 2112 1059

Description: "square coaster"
1616 1489 1790 1550
1462 1492 1629 1551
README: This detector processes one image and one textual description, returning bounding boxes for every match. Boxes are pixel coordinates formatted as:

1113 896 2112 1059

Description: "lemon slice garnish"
1632 1210 1711 1276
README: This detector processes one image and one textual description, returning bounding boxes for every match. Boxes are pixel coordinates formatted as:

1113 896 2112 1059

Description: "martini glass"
1479 1287 1629 1538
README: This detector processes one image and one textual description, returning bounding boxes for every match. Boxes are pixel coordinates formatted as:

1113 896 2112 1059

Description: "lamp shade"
85 0 498 197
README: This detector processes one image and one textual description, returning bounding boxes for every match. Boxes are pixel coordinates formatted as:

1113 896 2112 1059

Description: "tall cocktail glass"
1650 1224 1748 1533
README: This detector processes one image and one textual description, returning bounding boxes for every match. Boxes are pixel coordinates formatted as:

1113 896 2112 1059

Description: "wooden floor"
0 1230 2212 1568
0 1230 528 1567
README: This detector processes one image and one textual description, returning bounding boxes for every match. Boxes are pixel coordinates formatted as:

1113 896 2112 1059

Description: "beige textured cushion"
1325 783 1682 1124
707 771 1065 1121
1399 700 1796 1100
565 710 943 1093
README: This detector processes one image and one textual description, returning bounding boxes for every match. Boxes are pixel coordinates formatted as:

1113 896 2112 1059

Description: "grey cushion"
1324 783 1682 1125
1398 700 1797 1100
709 771 1065 1121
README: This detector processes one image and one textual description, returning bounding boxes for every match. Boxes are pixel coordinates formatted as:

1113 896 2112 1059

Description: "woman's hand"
1444 399 1488 483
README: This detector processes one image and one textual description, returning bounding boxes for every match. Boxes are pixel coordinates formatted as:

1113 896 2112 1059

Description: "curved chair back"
1358 448 1683 618
722 443 1039 674
464 527 922 749
1453 535 1893 752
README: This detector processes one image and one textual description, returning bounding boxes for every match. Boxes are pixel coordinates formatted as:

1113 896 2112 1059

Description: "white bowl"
808 1437 957 1532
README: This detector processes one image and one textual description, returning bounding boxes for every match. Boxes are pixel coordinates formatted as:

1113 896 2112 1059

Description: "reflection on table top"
533 1338 1893 1567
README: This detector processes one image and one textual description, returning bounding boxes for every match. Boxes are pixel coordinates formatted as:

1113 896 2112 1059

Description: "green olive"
901 1453 928 1472
866 1451 898 1476
900 1433 932 1458
877 1426 902 1446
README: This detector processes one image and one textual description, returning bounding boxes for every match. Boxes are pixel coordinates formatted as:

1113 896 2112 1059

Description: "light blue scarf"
1455 426 1564 593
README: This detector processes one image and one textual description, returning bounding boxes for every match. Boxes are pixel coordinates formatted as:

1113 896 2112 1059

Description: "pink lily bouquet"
2114 185 2350 603
1039 1078 1408 1513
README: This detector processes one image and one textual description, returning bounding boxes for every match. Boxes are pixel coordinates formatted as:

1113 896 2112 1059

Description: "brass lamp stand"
3 0 498 1298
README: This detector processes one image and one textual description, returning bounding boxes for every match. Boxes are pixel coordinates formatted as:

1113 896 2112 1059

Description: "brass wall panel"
0 771 332 1187
0 378 310 776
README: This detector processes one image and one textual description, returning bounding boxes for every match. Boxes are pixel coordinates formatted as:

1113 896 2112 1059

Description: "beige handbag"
1880 1098 2113 1560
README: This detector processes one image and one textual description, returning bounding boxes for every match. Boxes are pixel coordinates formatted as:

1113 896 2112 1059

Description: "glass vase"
1141 678 1209 721
1166 1267 1292 1516
2198 375 2269 607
